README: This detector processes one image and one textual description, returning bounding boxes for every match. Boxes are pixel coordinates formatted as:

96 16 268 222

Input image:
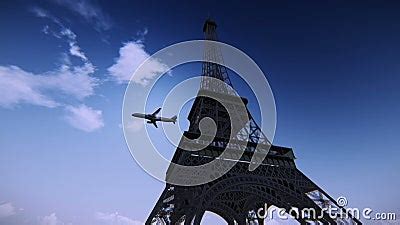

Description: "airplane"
132 108 177 128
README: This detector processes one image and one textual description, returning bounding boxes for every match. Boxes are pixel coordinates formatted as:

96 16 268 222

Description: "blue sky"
1 0 400 224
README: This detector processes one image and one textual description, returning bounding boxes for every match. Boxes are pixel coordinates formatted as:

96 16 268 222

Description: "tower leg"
184 214 194 225
193 211 205 225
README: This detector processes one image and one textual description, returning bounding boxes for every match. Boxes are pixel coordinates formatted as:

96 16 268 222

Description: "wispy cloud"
51 0 112 31
39 213 67 225
0 202 16 218
0 64 97 108
32 7 90 63
119 120 144 132
31 6 48 18
108 40 169 85
0 8 104 132
0 14 98 108
95 212 142 225
60 28 89 62
136 28 148 40
0 66 59 108
64 104 104 132
31 6 63 27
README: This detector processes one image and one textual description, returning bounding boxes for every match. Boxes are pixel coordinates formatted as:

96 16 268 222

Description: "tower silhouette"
146 19 361 225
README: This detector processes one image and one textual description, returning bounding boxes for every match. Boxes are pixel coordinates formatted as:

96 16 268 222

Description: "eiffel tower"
145 19 361 225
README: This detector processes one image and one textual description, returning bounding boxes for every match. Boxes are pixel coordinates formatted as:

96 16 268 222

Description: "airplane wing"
147 120 158 128
152 108 161 116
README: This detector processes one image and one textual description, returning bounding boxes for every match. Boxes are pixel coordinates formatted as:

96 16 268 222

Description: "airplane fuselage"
132 111 177 128
131 113 176 123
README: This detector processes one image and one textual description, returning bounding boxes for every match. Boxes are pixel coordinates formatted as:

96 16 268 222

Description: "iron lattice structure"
145 20 361 225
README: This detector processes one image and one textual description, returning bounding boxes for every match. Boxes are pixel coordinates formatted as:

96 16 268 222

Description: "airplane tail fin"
171 115 177 124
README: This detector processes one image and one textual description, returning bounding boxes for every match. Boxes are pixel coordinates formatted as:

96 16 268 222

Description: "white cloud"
95 212 143 225
47 63 97 99
108 41 169 85
119 120 144 132
0 66 58 108
52 0 112 31
65 104 104 132
0 202 16 218
40 213 66 225
31 7 62 27
0 64 97 108
3 11 103 131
